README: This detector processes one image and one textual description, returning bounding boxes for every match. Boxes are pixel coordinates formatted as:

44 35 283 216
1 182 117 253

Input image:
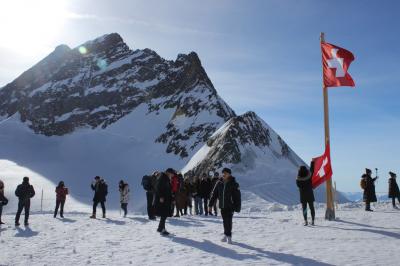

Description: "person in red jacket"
166 168 180 217
54 181 69 218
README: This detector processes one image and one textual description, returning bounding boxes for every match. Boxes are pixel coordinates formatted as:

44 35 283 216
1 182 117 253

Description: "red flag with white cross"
321 42 355 87
311 144 333 189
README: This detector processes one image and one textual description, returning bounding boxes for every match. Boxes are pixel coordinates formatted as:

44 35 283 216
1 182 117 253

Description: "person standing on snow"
119 180 130 217
54 181 69 218
200 173 213 216
15 176 35 226
0 179 9 225
90 176 108 219
388 172 400 209
210 172 221 216
209 168 241 244
154 171 173 236
141 172 157 220
362 168 377 212
296 165 315 226
166 168 180 217
193 176 203 215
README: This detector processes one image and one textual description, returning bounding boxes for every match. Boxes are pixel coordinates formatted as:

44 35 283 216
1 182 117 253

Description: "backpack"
142 175 152 191
360 179 367 190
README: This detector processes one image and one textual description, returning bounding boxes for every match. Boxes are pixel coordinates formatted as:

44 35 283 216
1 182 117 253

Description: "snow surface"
1 200 399 266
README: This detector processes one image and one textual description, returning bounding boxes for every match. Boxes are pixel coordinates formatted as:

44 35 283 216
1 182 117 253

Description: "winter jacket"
388 177 400 198
15 181 35 202
171 175 180 194
91 180 108 202
119 183 130 204
296 174 315 203
363 174 377 202
209 176 241 212
0 179 8 205
56 186 69 201
154 173 173 217
199 178 213 198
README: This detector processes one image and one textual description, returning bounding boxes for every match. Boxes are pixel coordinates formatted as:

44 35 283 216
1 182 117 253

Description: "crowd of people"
0 166 399 242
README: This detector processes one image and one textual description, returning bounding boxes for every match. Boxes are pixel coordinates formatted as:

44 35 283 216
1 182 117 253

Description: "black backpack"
142 175 152 191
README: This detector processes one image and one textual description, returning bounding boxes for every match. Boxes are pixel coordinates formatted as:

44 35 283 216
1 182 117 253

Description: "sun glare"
0 0 68 56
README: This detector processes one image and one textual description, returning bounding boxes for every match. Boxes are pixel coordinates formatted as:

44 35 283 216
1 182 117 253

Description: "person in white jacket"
119 180 130 217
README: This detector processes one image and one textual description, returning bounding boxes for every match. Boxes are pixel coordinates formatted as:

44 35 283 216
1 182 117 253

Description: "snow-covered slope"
182 112 348 205
1 202 399 266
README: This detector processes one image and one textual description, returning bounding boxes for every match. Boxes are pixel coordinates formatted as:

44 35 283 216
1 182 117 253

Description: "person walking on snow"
142 173 157 220
54 181 69 218
90 176 108 219
209 168 241 244
15 177 35 226
119 180 130 217
296 165 315 226
166 168 180 217
0 179 9 225
388 172 400 209
200 173 213 216
154 171 173 236
362 168 377 212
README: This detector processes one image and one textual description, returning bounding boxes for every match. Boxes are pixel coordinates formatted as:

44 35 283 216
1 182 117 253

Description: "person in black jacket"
90 176 108 219
296 165 315 226
199 173 212 216
142 172 158 220
210 172 221 216
209 168 241 244
0 179 9 225
388 172 400 209
362 168 377 211
15 177 35 226
154 171 173 236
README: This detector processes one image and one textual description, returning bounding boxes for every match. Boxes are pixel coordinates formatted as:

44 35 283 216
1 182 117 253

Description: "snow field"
1 203 399 266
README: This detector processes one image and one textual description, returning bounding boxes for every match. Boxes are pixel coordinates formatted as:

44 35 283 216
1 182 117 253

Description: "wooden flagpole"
320 32 335 220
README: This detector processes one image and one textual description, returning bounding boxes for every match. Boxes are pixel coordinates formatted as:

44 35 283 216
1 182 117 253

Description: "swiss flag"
321 42 355 88
311 144 333 189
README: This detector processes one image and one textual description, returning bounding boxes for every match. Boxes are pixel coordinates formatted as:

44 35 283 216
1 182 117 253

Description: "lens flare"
79 46 87 55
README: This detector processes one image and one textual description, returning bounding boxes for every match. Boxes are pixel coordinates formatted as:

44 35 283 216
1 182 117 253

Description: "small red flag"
321 42 355 88
311 144 333 189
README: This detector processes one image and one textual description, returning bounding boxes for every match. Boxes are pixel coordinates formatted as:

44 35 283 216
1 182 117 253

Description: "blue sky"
0 0 399 192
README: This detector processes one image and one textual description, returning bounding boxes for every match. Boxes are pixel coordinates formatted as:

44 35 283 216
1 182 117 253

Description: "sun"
0 0 68 56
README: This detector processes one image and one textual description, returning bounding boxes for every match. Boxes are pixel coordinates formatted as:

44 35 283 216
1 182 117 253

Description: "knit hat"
222 168 232 175
366 168 372 174
389 172 396 177
23 176 29 182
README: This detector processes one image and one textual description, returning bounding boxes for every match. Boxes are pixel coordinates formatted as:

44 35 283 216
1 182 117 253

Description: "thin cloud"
66 12 221 37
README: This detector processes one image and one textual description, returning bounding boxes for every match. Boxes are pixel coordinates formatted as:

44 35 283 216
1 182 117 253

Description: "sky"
0 0 399 193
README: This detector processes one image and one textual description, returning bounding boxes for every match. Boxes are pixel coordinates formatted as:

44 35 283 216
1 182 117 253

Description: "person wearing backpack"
15 177 35 226
296 165 315 226
54 181 69 218
209 168 241 244
119 180 130 217
388 172 400 209
0 179 9 225
90 176 108 219
142 173 157 220
362 168 377 212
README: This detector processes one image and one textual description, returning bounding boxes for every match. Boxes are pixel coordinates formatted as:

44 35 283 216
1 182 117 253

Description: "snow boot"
160 229 170 236
221 235 227 242
90 214 96 219
0 221 5 225
311 220 315 226
227 237 232 244
304 221 308 226
102 213 106 218
15 222 20 226
365 209 374 212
